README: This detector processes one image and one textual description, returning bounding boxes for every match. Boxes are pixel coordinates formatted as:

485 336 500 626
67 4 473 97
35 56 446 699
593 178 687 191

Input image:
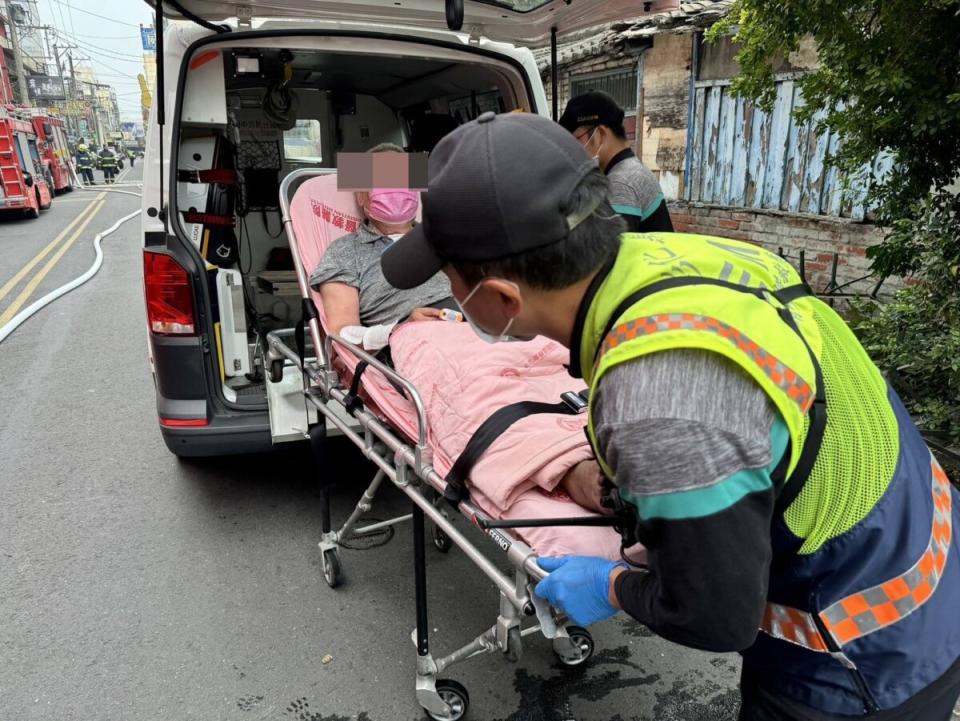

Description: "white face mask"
584 127 602 161
458 279 535 344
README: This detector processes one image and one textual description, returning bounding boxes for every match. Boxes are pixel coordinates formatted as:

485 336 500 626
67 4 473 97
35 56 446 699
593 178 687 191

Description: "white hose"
75 187 144 198
0 208 142 344
70 165 143 196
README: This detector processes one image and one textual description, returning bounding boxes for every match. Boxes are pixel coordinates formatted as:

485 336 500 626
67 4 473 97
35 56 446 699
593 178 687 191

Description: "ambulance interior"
175 40 530 408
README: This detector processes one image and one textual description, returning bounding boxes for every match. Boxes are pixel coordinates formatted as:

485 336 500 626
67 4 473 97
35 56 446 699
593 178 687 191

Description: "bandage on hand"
407 307 445 322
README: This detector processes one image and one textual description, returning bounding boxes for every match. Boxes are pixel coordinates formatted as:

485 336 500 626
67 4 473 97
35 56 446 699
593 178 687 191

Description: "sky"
34 0 156 123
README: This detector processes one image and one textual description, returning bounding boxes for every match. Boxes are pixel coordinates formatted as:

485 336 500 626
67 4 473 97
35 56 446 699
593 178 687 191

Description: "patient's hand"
559 460 611 515
408 307 445 322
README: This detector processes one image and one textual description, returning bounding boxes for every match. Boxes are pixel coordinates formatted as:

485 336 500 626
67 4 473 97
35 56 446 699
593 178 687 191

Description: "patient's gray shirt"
309 222 451 326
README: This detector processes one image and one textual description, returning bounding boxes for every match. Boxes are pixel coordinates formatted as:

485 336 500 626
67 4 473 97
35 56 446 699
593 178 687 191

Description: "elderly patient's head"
355 142 419 237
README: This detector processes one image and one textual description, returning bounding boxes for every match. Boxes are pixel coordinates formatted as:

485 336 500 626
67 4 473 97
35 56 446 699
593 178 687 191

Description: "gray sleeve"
608 164 665 217
593 348 777 496
308 236 359 289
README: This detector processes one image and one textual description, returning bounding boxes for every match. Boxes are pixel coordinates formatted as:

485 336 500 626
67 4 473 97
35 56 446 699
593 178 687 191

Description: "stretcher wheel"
322 548 342 588
426 679 469 721
553 626 594 667
432 524 452 553
269 359 285 383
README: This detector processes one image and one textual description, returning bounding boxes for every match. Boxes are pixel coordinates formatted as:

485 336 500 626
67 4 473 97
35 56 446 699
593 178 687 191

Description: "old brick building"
535 1 892 296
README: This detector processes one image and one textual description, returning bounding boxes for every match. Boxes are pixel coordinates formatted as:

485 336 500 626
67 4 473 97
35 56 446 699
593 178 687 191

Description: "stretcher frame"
267 168 595 720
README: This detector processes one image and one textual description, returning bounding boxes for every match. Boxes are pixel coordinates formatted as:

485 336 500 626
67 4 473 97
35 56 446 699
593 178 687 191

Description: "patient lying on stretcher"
307 151 622 559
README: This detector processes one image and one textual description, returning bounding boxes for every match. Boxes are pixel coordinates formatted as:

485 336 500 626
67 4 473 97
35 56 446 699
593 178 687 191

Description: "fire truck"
27 110 74 194
0 106 54 218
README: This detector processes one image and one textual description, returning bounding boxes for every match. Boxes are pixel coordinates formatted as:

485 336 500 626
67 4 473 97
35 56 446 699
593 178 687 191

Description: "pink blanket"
384 321 623 560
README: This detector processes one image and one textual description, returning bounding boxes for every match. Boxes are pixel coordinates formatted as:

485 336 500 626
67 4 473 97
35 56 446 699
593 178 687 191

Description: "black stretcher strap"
343 361 368 416
443 391 588 505
295 297 320 369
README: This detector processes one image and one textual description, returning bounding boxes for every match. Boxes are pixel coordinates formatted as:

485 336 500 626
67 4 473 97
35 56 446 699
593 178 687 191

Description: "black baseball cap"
381 111 601 290
558 91 625 133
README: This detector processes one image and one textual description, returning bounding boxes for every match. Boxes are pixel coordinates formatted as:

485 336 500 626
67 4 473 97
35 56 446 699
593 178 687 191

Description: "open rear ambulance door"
149 0 677 48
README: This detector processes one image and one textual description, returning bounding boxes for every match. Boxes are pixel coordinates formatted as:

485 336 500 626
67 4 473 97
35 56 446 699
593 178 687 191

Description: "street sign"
141 27 156 53
27 75 74 102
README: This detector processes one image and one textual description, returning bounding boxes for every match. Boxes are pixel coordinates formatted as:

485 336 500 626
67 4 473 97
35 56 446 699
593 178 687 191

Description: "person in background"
559 91 674 233
74 142 95 185
98 144 118 185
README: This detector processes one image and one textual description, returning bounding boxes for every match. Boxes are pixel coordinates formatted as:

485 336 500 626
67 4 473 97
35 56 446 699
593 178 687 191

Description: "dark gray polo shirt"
309 222 452 326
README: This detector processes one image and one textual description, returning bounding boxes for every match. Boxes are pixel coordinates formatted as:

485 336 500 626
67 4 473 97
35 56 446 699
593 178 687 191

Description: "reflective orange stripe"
761 604 830 652
762 454 952 652
600 314 814 411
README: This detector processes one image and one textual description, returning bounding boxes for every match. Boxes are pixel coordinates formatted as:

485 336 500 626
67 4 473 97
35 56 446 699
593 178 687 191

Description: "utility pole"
47 32 79 138
51 42 73 136
67 52 86 142
6 3 31 104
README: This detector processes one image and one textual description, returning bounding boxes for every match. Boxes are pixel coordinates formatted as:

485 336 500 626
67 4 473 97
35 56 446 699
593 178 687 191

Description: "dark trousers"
79 168 94 184
739 656 960 721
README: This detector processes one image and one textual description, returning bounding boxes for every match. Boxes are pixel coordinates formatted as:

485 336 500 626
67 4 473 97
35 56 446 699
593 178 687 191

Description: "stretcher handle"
325 332 430 451
279 167 338 367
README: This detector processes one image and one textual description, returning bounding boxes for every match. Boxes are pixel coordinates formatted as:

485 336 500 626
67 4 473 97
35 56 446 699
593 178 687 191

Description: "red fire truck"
27 110 73 194
0 106 53 218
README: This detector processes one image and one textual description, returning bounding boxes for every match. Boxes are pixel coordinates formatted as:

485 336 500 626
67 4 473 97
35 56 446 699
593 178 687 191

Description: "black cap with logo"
381 111 600 290
557 91 625 133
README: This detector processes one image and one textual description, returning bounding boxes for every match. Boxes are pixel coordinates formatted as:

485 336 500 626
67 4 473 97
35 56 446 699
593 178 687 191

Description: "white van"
141 0 636 457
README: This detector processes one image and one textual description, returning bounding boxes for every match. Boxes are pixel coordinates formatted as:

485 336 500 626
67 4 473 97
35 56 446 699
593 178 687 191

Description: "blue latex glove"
535 555 623 627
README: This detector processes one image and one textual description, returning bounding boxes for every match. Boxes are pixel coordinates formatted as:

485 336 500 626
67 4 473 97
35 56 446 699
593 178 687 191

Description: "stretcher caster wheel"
322 548 342 588
553 626 594 667
269 359 284 383
426 679 469 721
432 525 452 553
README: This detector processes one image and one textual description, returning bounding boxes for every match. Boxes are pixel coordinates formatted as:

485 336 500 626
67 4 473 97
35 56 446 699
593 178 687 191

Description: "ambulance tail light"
143 251 197 335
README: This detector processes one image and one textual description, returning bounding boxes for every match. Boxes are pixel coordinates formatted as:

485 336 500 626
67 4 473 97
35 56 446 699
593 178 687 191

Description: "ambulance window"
283 120 323 163
447 90 506 124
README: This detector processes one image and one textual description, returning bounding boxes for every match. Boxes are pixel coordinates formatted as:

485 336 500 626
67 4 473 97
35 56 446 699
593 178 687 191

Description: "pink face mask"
366 189 419 225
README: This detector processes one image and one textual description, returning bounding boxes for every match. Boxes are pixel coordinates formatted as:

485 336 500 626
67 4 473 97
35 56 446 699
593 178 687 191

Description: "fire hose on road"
0 193 143 344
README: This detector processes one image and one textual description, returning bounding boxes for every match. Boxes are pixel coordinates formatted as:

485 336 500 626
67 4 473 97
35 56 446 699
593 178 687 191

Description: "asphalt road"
0 166 742 721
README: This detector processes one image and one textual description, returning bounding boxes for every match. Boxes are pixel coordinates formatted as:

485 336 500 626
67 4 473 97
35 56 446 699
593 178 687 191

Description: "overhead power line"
47 0 141 28
46 28 145 62
63 0 78 37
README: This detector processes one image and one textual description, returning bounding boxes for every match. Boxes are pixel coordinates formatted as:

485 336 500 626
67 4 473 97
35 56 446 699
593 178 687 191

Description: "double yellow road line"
0 192 107 326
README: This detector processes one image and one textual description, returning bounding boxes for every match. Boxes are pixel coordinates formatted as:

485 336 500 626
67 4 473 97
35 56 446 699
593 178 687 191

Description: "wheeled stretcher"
267 169 618 720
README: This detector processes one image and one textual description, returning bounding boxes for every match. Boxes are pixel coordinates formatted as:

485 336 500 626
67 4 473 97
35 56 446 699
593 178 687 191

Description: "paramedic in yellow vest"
382 112 960 721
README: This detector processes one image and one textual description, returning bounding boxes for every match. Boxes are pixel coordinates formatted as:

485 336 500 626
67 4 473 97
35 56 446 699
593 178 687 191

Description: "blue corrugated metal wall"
686 78 893 220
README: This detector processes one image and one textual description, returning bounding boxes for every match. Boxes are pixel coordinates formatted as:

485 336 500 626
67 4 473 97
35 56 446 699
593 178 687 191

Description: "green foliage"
850 289 960 445
849 192 960 444
709 0 960 274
